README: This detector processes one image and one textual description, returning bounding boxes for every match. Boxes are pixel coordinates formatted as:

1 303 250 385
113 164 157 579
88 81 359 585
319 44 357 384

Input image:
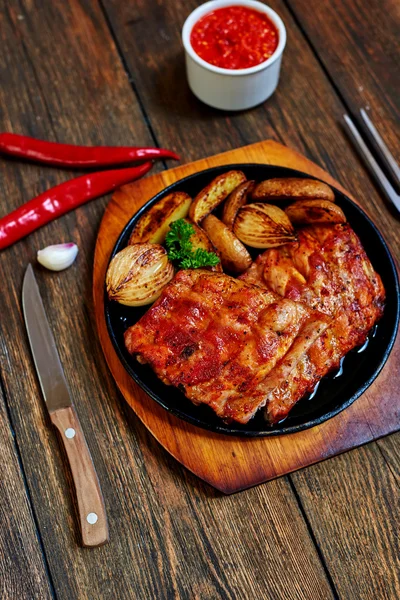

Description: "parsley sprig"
165 219 220 269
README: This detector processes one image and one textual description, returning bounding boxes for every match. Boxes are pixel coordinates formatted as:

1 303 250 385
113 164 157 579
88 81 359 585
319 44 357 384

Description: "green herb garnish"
165 219 220 270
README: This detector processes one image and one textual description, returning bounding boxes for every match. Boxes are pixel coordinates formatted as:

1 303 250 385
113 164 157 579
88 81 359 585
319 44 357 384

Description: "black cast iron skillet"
105 164 399 437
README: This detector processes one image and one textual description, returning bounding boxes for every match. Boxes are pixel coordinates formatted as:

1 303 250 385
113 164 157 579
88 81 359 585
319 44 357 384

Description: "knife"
22 264 109 547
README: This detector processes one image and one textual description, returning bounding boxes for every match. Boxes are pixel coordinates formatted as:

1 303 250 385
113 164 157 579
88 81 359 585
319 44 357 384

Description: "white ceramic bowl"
182 0 286 111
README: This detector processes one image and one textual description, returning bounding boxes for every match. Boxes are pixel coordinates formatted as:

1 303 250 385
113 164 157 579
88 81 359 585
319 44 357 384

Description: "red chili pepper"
0 162 153 250
0 133 179 168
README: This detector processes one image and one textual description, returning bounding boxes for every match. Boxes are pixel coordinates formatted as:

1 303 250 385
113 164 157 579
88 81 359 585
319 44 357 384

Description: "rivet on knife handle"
50 406 109 547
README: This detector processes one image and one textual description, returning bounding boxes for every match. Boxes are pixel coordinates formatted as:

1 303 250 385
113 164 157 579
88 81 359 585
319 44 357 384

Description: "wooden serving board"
93 140 399 494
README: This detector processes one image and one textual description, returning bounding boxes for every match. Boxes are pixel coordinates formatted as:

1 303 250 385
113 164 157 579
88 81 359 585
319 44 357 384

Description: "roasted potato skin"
202 214 252 274
189 170 247 223
222 180 254 229
129 192 192 245
252 178 335 203
285 199 346 225
183 218 223 272
234 203 296 249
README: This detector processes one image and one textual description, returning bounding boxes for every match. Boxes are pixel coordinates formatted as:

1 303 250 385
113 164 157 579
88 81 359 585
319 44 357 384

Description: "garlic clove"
37 243 78 271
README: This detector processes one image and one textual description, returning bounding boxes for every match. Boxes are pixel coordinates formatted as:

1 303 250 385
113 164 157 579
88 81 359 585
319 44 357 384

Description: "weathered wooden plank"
0 388 53 600
0 0 335 598
119 408 336 600
377 434 400 484
286 0 399 168
291 443 400 600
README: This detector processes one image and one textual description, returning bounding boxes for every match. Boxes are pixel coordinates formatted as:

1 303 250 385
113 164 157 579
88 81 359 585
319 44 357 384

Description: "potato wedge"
129 192 192 245
202 215 252 274
252 178 335 203
189 170 247 223
234 203 296 249
285 199 346 225
222 180 254 229
183 218 223 272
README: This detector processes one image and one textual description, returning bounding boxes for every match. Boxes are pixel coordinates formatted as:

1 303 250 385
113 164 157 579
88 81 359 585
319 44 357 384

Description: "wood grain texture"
287 0 400 176
0 388 53 600
94 140 400 493
50 406 109 547
377 433 400 484
0 1 336 598
291 442 400 600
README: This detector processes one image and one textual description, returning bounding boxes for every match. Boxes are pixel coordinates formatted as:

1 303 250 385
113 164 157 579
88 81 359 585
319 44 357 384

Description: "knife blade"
22 264 108 547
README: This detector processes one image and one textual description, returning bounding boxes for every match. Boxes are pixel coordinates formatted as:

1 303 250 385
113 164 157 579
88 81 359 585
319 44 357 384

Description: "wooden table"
0 1 398 598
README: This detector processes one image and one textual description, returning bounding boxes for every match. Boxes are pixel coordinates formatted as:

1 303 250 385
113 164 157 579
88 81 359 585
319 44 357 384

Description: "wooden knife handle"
50 406 109 547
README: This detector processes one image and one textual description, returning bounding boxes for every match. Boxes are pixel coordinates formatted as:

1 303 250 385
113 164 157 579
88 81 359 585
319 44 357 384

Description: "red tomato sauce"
190 6 279 70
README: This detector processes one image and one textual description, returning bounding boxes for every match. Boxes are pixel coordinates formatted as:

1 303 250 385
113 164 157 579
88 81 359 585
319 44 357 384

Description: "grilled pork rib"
124 269 331 424
124 224 385 425
240 223 385 422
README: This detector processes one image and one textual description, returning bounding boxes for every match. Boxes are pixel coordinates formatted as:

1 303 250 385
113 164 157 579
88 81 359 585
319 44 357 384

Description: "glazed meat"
124 269 331 424
240 223 385 422
124 223 384 426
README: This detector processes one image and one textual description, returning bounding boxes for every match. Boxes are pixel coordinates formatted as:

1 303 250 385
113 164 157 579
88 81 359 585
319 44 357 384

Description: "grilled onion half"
234 203 296 249
106 243 174 306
